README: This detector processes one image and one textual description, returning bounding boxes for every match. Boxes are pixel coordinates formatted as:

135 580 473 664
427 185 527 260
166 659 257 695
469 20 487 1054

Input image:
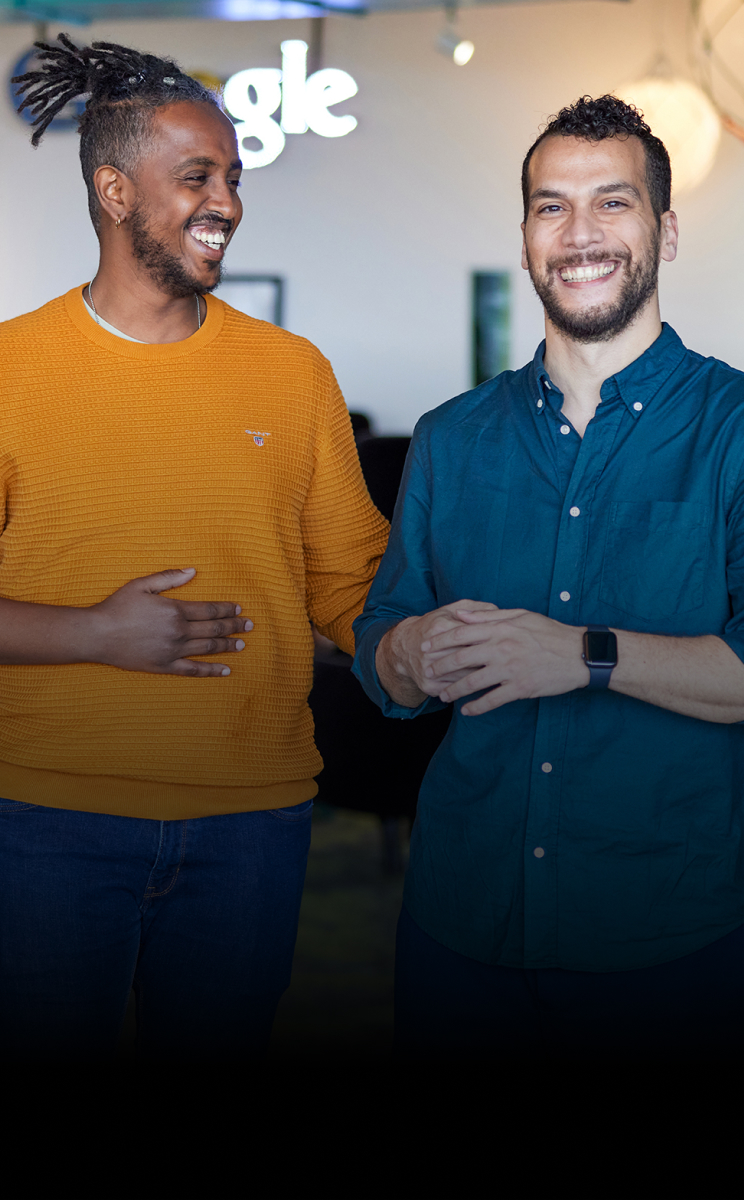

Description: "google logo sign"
224 40 358 169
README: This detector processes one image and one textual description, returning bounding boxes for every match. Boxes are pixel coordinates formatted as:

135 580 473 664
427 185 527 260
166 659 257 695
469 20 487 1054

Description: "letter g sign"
223 69 286 170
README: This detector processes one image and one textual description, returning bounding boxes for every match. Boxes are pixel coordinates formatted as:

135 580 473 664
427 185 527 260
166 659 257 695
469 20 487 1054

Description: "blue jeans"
395 905 744 1065
0 796 313 1064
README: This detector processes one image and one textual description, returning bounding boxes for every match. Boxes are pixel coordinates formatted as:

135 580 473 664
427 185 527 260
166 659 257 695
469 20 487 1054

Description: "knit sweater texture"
0 286 389 819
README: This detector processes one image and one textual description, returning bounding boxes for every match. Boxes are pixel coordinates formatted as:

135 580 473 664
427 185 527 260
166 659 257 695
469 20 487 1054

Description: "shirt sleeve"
351 416 449 719
301 360 390 656
720 453 744 666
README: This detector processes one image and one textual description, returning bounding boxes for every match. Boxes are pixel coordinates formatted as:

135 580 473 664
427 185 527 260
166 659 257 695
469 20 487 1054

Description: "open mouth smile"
187 226 228 260
559 262 617 284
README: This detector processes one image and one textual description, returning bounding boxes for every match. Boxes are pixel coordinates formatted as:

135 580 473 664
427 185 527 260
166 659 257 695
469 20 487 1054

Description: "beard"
128 202 223 298
526 229 661 344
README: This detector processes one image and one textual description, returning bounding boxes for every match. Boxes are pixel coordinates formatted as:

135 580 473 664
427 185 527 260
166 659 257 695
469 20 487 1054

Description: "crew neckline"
65 284 224 359
82 292 146 343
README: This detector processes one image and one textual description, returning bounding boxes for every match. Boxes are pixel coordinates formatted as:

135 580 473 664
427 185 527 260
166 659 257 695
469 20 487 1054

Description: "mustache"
186 214 234 234
544 249 630 272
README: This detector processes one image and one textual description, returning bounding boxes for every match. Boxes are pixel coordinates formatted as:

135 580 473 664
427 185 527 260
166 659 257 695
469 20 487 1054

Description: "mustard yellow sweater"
0 286 389 819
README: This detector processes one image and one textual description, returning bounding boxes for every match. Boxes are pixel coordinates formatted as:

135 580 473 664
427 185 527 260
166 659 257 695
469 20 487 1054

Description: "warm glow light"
616 76 721 195
437 29 475 66
453 39 475 67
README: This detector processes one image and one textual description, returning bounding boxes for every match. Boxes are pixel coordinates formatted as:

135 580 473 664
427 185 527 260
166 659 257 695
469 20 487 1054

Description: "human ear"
659 210 679 263
521 222 529 271
93 165 136 230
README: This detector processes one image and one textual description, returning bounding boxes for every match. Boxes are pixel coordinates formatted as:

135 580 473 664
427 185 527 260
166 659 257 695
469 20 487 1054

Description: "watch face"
584 631 618 667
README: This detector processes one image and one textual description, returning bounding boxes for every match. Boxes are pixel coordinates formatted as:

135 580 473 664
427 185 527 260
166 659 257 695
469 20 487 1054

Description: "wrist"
577 626 591 688
72 603 111 664
581 624 618 690
376 620 428 707
387 616 419 678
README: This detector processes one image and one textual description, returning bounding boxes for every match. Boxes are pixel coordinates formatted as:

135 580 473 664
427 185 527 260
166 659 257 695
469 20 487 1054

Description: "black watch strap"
583 624 617 690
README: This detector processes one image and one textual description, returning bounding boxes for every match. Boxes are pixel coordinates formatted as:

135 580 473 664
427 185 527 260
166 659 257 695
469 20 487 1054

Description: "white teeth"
560 263 616 282
189 230 226 246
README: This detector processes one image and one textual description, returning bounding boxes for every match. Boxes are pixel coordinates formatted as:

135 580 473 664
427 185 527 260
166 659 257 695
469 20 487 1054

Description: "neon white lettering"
224 42 358 169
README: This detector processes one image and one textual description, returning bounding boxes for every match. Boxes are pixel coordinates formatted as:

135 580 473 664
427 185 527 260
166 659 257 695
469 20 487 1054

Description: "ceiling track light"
436 6 474 66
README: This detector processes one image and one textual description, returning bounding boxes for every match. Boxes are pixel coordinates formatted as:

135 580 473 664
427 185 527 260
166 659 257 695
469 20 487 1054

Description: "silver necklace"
87 282 201 333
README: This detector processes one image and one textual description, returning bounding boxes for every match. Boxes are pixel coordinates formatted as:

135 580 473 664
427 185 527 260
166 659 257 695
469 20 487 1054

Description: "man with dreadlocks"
353 95 744 1068
0 35 388 1063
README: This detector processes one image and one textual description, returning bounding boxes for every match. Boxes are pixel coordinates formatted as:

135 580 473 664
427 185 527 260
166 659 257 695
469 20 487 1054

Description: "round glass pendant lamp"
616 75 722 194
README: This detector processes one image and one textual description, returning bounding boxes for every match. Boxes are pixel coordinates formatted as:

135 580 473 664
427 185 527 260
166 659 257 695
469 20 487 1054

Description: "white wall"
2 0 742 432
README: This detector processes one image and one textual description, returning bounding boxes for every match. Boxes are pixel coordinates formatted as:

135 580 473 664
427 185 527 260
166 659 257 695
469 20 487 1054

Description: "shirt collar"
529 323 688 420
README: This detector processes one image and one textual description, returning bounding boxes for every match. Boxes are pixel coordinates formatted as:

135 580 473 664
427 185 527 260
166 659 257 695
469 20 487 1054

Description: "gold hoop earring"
115 216 121 229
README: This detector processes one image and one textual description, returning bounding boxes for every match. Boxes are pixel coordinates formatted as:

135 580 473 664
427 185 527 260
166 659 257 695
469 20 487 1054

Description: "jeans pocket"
0 797 39 812
266 799 315 821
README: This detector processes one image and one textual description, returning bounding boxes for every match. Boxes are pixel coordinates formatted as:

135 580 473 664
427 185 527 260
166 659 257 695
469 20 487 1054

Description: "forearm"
610 631 744 723
0 596 103 665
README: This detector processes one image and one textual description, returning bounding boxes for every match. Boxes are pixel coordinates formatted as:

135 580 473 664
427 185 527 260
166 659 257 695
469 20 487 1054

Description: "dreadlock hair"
12 33 221 234
521 95 672 226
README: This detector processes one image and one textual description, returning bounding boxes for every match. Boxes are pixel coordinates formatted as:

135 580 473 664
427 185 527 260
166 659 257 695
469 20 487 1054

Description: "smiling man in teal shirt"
352 96 744 1065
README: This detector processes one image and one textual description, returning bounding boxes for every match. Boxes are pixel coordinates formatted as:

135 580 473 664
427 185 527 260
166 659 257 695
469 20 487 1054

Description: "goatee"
526 231 661 344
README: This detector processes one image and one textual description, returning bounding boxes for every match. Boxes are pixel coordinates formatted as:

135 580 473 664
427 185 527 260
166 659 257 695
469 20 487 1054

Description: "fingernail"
221 667 231 676
425 667 433 677
235 640 245 650
421 641 431 651
461 705 470 715
244 620 253 631
235 605 241 614
440 691 449 702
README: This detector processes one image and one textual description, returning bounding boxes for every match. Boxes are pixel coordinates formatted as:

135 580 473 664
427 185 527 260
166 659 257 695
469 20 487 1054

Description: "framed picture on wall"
216 275 284 327
472 271 511 386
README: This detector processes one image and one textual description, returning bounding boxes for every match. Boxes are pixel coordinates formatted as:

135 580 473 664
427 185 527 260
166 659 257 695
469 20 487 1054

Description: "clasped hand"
398 602 590 715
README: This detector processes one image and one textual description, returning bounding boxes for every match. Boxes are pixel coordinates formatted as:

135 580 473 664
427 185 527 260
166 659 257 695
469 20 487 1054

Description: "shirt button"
633 402 643 412
537 399 544 408
560 424 571 435
541 762 552 773
559 590 570 602
569 506 580 517
533 847 546 858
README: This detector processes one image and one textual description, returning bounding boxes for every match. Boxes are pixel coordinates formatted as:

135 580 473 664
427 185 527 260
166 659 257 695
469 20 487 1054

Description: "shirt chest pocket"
599 500 710 620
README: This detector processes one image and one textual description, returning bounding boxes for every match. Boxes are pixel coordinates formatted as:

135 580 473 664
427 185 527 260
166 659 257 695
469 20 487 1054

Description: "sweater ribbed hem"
0 760 317 820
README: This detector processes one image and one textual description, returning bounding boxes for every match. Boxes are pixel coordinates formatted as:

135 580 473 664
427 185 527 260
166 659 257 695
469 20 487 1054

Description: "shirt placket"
522 394 626 966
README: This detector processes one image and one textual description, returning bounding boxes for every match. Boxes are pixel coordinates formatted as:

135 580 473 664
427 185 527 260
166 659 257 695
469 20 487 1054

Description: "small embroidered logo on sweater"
245 429 272 447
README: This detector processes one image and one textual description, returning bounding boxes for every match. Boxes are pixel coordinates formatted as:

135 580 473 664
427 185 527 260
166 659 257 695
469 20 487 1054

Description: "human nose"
561 204 603 251
206 177 241 222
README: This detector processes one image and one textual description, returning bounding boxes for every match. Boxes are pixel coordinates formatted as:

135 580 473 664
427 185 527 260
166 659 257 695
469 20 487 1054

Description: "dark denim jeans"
0 796 313 1064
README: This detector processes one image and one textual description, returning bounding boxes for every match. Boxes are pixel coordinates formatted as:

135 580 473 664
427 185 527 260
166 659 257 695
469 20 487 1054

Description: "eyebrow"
530 181 643 205
172 156 243 173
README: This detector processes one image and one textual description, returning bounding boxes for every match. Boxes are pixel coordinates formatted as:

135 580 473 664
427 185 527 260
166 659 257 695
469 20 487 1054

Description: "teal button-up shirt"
352 325 744 971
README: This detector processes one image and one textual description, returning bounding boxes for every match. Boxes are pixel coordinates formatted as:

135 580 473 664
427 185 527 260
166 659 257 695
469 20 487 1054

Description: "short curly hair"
521 95 672 225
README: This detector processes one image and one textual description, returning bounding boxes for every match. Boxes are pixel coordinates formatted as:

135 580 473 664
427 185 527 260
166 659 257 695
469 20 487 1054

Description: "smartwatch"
582 624 618 689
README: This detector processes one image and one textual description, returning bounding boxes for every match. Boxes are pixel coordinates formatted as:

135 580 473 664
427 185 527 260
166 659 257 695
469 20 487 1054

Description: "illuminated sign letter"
280 40 309 134
223 68 285 169
224 42 358 169
304 68 358 138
